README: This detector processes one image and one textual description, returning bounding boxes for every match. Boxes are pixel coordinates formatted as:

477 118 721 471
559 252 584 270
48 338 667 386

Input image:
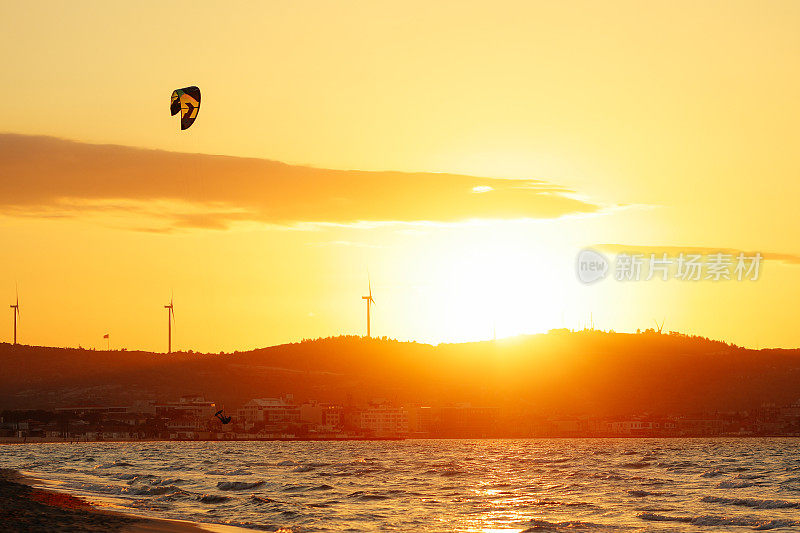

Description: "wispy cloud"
308 240 386 249
0 134 605 231
596 244 800 265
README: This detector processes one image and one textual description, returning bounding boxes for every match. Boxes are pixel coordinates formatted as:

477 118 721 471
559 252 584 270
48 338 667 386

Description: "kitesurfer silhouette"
214 409 232 424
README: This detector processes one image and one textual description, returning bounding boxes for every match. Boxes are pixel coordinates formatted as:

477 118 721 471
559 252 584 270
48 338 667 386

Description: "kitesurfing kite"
170 86 201 130
214 409 232 425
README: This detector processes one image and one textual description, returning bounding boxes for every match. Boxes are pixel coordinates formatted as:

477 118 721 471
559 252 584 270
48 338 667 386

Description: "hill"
1 331 799 416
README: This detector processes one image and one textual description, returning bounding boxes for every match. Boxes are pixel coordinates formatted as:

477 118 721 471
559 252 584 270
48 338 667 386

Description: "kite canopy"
170 86 201 130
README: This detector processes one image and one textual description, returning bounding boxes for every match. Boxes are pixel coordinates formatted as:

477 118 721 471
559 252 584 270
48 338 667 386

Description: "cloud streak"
0 134 602 231
597 244 800 265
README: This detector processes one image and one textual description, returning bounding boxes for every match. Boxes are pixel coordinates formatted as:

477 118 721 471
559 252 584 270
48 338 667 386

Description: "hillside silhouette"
1 331 799 416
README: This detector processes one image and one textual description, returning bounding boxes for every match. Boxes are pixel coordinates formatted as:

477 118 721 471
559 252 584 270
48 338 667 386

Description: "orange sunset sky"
1 1 799 352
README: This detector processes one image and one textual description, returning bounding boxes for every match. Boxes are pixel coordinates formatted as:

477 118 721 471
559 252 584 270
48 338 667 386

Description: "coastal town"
2 394 799 443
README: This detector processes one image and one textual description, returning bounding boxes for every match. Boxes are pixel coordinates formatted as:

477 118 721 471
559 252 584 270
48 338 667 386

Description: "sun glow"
407 227 570 344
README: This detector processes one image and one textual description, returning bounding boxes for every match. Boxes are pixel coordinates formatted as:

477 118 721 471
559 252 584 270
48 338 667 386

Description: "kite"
170 86 201 130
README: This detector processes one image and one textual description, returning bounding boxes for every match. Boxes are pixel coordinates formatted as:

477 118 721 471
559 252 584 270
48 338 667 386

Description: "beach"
0 469 229 533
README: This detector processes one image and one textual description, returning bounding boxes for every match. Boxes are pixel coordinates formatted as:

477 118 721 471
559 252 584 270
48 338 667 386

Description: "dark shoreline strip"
0 469 208 532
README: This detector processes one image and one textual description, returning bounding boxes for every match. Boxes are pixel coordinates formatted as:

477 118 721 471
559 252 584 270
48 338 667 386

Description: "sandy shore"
0 469 227 532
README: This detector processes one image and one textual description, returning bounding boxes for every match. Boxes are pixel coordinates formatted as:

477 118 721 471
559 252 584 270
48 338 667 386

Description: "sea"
1 439 799 532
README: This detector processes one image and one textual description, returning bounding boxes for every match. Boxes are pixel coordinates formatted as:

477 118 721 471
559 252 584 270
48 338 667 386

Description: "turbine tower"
9 286 20 345
361 279 375 337
164 294 175 353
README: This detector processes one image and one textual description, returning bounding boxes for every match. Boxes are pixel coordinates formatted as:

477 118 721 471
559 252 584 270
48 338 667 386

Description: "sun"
419 225 569 343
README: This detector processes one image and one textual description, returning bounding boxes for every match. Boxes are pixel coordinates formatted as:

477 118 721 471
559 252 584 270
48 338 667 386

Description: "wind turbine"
164 294 175 353
361 278 375 338
9 286 20 345
653 318 665 334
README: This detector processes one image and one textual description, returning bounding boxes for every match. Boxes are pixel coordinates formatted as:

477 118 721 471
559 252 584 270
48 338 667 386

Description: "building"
438 405 499 437
237 398 300 430
154 395 217 420
360 406 408 436
153 395 217 435
407 405 435 435
54 406 130 418
678 417 723 436
300 401 343 430
604 418 678 436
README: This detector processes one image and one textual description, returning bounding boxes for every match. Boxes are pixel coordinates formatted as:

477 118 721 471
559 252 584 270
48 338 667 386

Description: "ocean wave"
620 461 650 469
206 469 253 476
716 480 757 489
627 490 666 497
348 490 390 501
123 474 159 484
122 484 184 496
157 465 192 472
637 512 800 530
94 461 133 469
636 506 675 512
533 498 596 508
734 472 765 480
701 495 800 509
197 494 231 504
589 472 627 481
281 484 312 492
157 477 186 486
532 457 572 464
658 460 697 470
217 481 265 491
21 461 51 469
523 519 624 531
250 495 278 504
